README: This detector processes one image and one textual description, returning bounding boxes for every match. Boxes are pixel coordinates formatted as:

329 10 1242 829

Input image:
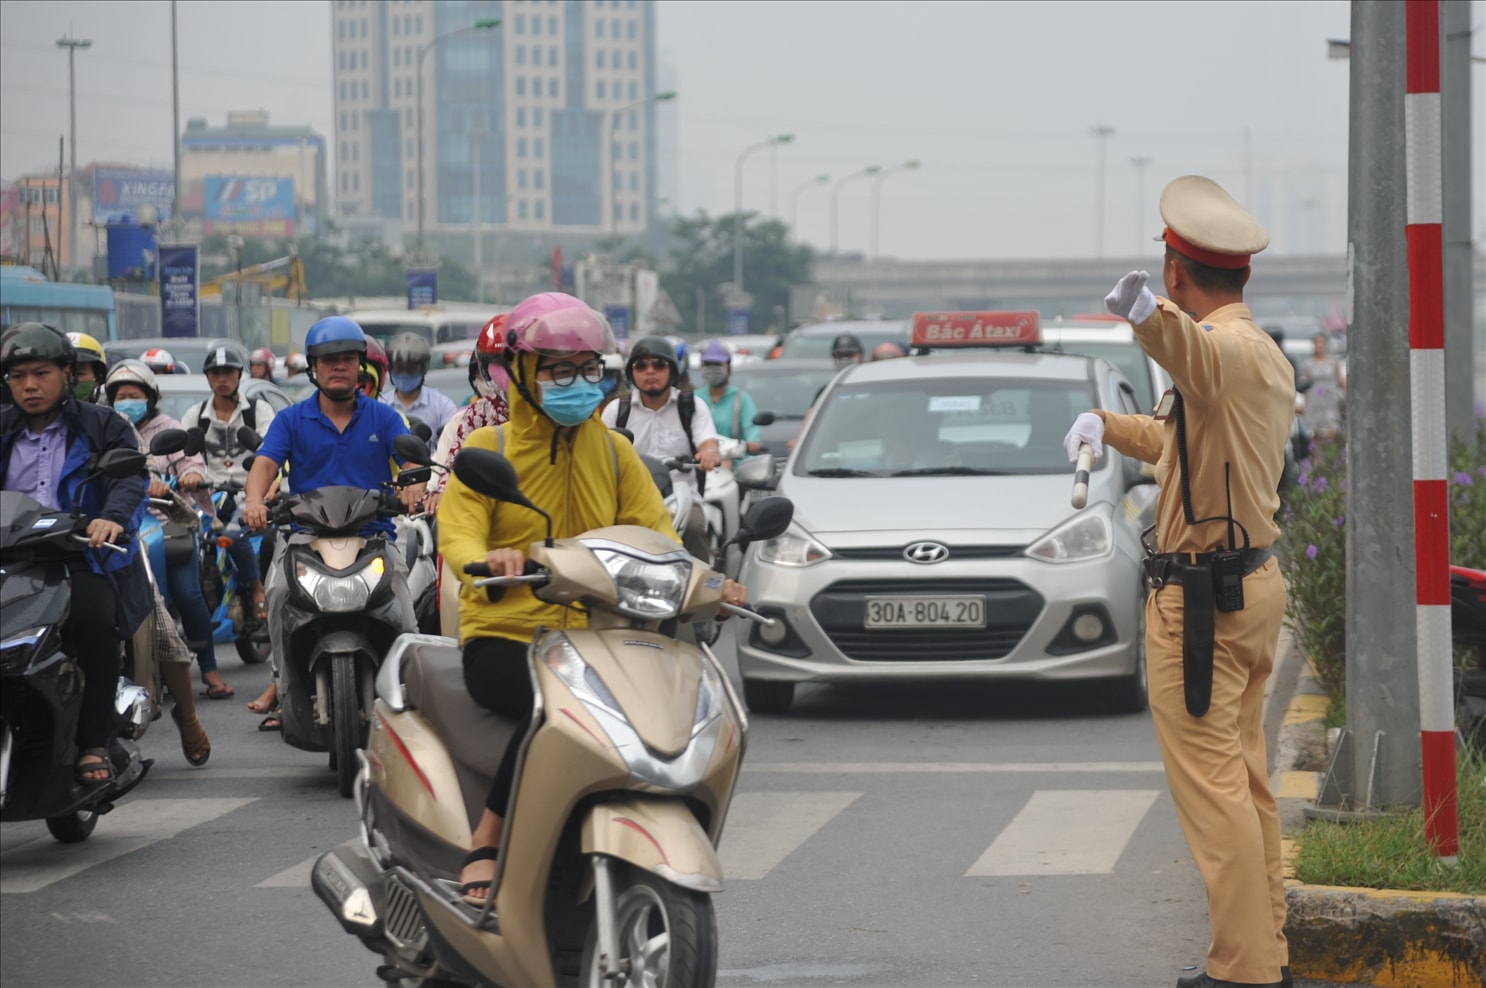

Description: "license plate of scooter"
864 596 986 629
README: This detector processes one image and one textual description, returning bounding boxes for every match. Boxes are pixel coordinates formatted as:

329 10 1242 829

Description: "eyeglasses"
536 358 605 387
630 357 671 372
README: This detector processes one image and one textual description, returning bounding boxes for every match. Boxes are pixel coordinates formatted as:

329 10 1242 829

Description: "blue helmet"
305 316 368 360
666 335 689 370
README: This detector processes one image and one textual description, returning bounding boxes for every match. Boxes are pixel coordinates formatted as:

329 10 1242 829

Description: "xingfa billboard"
94 168 175 223
205 176 295 222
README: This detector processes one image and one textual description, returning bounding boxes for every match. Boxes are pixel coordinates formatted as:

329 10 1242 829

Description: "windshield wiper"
806 467 879 477
889 466 1008 477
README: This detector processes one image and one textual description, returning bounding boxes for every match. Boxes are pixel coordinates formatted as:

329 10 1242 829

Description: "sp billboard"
204 176 296 237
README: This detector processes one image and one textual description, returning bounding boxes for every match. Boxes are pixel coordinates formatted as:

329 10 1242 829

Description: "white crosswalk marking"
0 798 257 894
719 791 861 880
965 789 1160 877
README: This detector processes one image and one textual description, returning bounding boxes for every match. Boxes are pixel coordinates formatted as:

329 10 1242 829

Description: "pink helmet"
503 292 616 360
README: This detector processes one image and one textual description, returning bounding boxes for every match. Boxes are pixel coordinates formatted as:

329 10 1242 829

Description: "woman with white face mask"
695 340 763 456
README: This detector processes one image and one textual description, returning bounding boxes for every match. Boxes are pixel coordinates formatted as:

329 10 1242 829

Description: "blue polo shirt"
259 393 410 536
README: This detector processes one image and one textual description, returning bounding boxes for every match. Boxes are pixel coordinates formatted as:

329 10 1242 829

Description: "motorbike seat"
402 641 518 781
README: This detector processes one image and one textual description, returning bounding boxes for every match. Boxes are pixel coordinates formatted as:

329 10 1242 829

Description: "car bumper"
735 549 1142 685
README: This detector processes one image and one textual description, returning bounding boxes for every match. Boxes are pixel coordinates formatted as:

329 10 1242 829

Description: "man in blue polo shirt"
242 316 422 724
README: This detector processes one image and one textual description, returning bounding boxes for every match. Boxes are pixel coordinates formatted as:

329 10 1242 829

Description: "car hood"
777 470 1123 546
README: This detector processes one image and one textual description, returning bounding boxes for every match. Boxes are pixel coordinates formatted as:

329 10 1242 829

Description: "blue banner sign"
159 244 201 338
406 268 438 309
604 305 631 337
727 307 750 336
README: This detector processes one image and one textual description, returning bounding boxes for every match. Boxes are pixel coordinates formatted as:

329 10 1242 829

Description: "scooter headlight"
295 556 387 613
589 548 691 620
0 627 47 671
692 657 726 736
539 634 622 717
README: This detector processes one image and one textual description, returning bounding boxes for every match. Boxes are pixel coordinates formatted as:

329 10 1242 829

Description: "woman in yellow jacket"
438 292 747 904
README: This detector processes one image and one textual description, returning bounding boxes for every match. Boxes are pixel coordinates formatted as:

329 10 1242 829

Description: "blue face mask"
541 380 605 426
114 398 148 424
390 372 423 393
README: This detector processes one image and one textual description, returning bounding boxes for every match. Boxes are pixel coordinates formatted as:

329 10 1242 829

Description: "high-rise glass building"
331 0 659 237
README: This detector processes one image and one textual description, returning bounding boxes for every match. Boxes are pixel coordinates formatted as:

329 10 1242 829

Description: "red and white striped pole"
1404 0 1457 862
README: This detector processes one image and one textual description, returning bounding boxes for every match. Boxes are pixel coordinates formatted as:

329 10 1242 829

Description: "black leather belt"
1143 548 1272 589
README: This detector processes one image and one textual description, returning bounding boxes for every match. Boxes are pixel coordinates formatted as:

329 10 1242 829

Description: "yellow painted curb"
1276 770 1320 801
1283 693 1328 725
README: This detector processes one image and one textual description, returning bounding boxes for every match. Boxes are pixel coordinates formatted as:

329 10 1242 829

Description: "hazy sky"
2 0 1482 261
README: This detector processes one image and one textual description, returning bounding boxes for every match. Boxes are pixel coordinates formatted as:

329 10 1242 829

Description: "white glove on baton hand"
1104 270 1157 324
1063 412 1105 463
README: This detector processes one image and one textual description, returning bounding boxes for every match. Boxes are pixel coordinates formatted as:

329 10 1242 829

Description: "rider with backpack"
600 335 720 562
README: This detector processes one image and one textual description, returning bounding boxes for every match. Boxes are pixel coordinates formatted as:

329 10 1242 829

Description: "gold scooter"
312 445 793 987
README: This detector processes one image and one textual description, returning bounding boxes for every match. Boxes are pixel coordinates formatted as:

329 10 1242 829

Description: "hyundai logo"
903 541 950 564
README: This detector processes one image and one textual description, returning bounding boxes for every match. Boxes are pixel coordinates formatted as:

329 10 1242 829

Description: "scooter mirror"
453 448 523 503
753 411 776 427
149 428 190 457
183 427 206 457
98 448 149 479
734 454 776 491
394 433 435 467
407 416 434 443
734 495 793 547
241 453 256 472
236 426 262 452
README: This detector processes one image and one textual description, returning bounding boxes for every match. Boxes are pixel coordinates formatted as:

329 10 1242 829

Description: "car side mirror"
753 411 776 427
149 428 189 457
734 454 776 491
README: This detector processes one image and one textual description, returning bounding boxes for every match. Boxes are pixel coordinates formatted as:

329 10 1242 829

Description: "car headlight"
295 556 387 612
589 548 691 620
756 523 832 567
0 627 47 671
1025 509 1113 563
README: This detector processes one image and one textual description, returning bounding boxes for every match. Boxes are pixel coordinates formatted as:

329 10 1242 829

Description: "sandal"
257 710 283 732
458 846 500 905
171 705 212 767
74 747 114 785
199 678 236 700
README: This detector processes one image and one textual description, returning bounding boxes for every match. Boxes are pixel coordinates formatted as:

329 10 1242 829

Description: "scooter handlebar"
71 532 129 553
473 573 550 589
720 602 776 628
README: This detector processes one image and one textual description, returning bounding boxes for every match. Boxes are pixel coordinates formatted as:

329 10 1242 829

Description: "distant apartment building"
331 0 660 238
179 111 329 238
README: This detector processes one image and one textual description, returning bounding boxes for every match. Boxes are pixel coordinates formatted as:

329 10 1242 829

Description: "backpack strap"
731 391 741 440
677 392 696 456
616 395 631 429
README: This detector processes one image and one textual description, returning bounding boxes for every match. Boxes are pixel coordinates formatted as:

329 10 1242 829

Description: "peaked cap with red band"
1155 175 1268 270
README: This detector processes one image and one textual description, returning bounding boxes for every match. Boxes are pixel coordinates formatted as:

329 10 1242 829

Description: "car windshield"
729 365 840 419
153 387 213 423
1047 341 1154 408
779 328 904 360
797 376 1097 477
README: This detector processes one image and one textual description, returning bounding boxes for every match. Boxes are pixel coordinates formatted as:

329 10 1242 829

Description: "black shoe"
1175 968 1291 988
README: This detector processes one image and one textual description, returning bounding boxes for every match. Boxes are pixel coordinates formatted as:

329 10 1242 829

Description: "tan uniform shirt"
1097 299 1294 553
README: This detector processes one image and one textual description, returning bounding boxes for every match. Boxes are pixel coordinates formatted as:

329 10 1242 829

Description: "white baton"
1070 443 1094 509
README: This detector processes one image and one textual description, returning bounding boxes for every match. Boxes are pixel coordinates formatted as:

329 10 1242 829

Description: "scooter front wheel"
46 808 99 844
331 656 363 798
234 623 271 665
580 863 716 988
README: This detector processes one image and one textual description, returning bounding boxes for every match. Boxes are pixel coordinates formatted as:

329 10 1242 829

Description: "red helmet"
140 347 186 374
250 347 276 371
475 314 509 395
360 337 389 397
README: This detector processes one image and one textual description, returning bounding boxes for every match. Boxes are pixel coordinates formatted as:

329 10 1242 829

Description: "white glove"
1105 270 1157 324
1063 412 1105 463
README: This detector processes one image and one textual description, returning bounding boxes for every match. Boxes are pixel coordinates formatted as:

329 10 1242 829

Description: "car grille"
810 578 1042 661
831 545 1026 562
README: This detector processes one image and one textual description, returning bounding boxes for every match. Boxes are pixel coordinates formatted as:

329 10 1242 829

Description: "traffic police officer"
1064 176 1295 988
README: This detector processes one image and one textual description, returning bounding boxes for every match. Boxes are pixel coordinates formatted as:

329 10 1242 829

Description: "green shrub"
1278 418 1486 705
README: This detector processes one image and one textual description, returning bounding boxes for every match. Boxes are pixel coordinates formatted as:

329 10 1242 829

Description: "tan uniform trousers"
1147 556 1288 984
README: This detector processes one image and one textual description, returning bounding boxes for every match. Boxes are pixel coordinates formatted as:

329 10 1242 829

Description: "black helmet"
202 339 249 373
1 322 74 374
388 333 432 374
624 335 680 384
830 333 864 359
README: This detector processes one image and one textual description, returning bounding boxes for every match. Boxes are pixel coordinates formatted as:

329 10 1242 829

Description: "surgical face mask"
540 379 605 426
114 398 148 424
390 371 423 393
700 365 729 387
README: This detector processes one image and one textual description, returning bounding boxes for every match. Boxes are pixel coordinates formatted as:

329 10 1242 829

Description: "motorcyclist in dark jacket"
0 323 151 783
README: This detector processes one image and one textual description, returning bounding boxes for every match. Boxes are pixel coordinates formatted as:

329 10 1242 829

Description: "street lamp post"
605 91 676 239
416 18 500 259
1090 124 1115 257
471 128 485 304
57 32 92 276
732 134 792 295
788 174 829 238
829 165 880 255
869 160 920 261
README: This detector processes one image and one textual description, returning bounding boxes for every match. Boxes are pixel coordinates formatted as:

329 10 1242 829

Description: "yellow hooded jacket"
438 351 680 645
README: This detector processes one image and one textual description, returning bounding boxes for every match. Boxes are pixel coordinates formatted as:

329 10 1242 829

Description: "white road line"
147 767 329 780
965 789 1160 877
0 798 257 894
719 791 861 880
256 852 326 888
746 761 1165 774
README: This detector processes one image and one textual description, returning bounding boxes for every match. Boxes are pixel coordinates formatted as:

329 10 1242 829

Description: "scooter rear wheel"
580 863 716 988
235 624 271 665
46 808 99 843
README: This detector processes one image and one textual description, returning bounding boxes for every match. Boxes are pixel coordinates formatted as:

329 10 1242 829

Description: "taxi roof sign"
910 310 1041 348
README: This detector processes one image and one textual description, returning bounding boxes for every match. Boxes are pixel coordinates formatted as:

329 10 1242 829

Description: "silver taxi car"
735 311 1157 714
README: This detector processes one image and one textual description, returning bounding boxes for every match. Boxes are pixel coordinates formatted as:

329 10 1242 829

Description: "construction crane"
201 250 308 304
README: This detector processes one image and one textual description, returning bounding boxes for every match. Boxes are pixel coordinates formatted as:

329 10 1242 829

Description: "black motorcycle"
0 449 157 842
267 477 424 797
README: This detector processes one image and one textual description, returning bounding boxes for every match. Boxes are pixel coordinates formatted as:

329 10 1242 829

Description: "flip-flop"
459 846 500 906
257 711 282 732
199 682 236 699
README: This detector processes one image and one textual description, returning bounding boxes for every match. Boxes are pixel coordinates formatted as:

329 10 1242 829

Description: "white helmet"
104 358 160 404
